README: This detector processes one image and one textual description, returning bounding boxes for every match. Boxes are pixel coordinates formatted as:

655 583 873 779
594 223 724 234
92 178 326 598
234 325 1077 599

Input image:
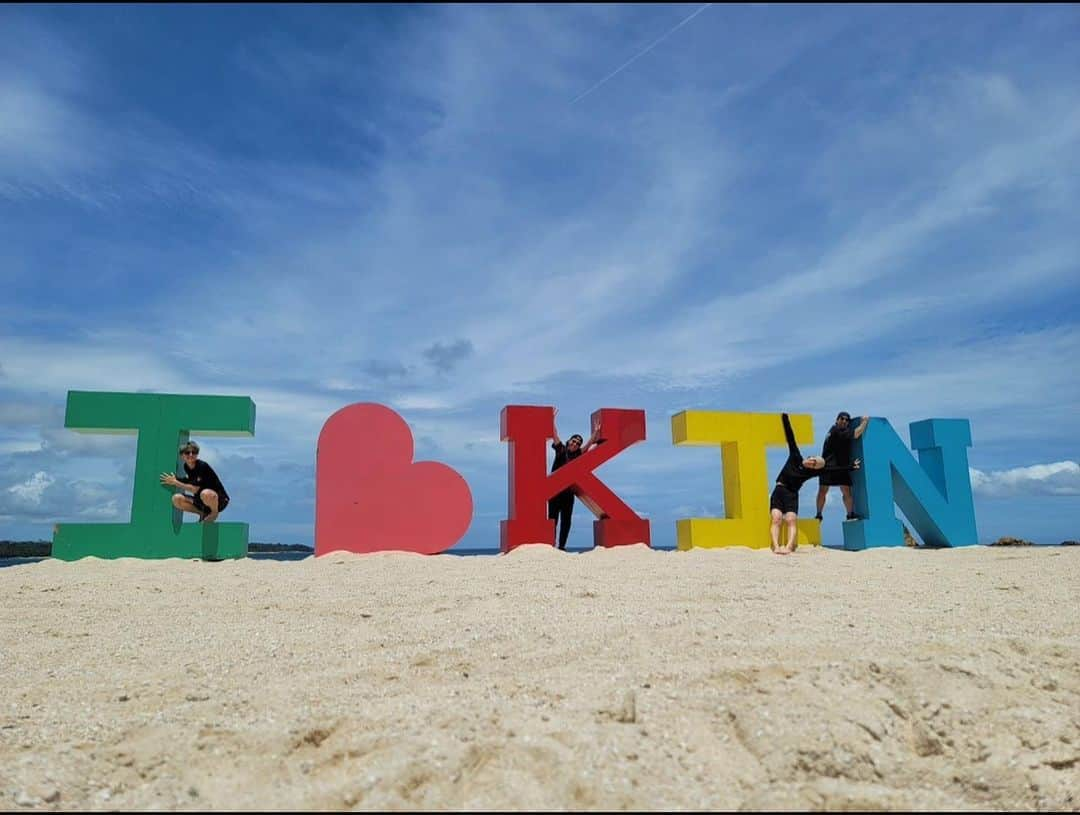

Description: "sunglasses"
181 450 198 457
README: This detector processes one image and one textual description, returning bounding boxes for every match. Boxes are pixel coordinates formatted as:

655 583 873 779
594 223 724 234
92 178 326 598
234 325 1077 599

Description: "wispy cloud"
783 326 1080 450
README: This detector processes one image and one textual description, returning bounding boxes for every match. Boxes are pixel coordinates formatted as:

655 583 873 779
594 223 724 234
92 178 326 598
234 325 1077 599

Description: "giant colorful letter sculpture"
843 417 977 549
500 405 650 552
52 391 256 560
314 403 473 556
671 411 821 549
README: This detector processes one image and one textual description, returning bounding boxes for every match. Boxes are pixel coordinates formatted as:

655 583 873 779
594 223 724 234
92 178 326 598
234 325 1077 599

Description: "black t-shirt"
822 424 855 466
551 442 584 503
178 459 228 501
775 413 853 492
551 441 583 472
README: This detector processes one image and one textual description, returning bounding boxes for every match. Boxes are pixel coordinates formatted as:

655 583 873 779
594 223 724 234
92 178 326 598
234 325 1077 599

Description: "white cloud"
7 471 54 507
970 461 1080 498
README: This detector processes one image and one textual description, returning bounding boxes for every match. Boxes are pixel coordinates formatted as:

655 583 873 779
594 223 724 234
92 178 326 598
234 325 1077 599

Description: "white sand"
1 544 1078 811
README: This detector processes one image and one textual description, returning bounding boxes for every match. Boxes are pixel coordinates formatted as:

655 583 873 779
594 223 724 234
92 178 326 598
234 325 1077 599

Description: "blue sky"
1 4 1078 549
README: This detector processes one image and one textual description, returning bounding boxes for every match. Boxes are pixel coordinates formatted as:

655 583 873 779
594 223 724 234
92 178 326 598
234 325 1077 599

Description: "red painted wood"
315 403 473 556
499 405 651 552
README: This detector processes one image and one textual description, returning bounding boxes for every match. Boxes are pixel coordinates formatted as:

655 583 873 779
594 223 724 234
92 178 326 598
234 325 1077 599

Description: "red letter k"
500 405 651 552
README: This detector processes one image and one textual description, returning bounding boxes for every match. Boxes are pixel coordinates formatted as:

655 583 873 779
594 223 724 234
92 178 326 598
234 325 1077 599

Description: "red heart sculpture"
314 403 473 556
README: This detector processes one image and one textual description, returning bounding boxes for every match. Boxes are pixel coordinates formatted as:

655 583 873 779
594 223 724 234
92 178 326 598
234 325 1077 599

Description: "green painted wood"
52 391 256 561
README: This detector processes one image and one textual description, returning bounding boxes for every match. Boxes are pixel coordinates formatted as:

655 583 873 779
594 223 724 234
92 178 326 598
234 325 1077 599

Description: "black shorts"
192 491 229 518
820 469 852 487
770 484 799 515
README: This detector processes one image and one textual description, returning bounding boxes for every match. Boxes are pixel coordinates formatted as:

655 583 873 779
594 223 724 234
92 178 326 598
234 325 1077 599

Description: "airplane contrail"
571 4 713 105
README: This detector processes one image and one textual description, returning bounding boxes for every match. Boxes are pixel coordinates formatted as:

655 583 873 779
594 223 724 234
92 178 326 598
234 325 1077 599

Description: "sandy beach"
1 544 1077 811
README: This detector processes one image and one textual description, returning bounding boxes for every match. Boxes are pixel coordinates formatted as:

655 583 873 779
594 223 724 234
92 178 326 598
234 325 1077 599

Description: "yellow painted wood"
672 411 820 549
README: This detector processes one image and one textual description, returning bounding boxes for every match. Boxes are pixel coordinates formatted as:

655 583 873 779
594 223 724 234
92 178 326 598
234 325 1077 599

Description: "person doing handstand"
549 408 601 550
771 413 860 555
159 441 230 523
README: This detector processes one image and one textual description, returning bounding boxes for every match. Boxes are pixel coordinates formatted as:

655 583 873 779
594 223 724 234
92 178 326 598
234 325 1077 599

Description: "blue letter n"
843 418 978 550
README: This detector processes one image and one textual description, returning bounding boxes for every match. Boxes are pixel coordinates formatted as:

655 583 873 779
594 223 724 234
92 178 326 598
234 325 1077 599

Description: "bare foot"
201 510 219 524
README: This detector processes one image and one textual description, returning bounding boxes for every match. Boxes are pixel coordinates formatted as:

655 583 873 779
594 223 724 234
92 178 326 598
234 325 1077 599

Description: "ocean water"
257 545 680 559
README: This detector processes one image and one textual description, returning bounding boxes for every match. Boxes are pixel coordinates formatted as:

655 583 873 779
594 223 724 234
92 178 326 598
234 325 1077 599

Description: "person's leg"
199 489 220 523
558 499 573 550
547 497 559 547
815 484 828 520
770 509 783 553
841 485 856 518
172 493 200 516
784 512 799 553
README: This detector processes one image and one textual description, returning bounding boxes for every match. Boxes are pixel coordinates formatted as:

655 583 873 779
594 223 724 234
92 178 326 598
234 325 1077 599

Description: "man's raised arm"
853 415 870 440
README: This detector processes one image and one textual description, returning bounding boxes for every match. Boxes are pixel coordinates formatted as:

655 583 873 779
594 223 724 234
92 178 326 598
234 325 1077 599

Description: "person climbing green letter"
52 391 256 560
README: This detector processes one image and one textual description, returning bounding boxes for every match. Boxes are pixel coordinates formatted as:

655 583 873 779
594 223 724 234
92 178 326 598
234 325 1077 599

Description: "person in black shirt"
160 441 230 523
770 413 860 554
549 408 601 550
814 411 869 522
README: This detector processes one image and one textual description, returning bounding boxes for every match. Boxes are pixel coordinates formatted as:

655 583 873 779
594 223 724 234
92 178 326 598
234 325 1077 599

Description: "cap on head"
568 434 584 445
837 411 851 421
179 441 200 455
